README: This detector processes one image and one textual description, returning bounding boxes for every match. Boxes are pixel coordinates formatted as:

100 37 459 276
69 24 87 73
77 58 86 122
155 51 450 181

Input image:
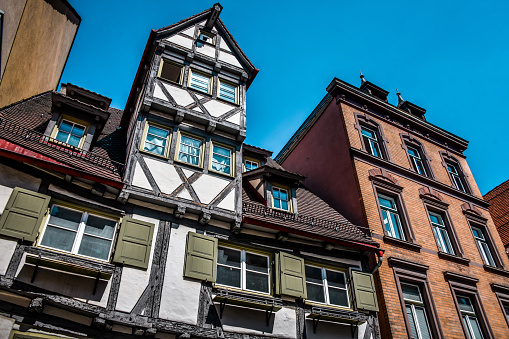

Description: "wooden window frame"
445 271 494 339
400 134 434 179
50 115 89 149
439 151 471 194
390 257 444 339
37 203 119 263
271 184 293 213
464 212 504 269
305 264 351 309
197 29 216 46
187 69 212 95
139 121 172 159
215 244 271 295
217 78 238 104
354 113 391 161
243 157 259 172
157 58 184 85
209 140 235 177
174 131 205 168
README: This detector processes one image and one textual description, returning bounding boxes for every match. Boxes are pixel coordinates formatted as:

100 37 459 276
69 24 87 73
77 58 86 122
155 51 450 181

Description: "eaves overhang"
242 164 306 184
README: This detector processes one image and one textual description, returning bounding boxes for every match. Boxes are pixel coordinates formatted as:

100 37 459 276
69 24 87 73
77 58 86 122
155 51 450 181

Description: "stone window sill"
438 251 470 266
383 236 421 252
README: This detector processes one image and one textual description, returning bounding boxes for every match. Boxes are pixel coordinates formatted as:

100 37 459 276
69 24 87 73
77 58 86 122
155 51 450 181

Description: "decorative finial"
396 88 405 106
360 71 366 85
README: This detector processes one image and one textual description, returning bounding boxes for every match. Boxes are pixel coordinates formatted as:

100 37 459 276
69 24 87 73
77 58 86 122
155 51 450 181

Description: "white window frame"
38 205 118 262
401 283 433 339
457 295 484 339
216 246 270 295
188 69 212 94
272 186 291 212
361 126 382 158
158 59 184 85
53 119 87 148
378 194 405 240
218 79 238 104
175 132 204 168
408 146 427 176
209 141 234 176
305 265 350 308
429 212 455 255
447 163 466 192
140 122 171 158
471 226 496 267
244 159 259 172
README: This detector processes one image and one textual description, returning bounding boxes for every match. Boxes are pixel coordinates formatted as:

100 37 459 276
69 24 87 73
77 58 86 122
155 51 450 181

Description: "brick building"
276 74 509 338
484 180 509 255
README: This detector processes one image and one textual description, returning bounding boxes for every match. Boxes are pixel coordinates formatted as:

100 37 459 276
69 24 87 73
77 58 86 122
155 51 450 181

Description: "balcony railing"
0 116 124 179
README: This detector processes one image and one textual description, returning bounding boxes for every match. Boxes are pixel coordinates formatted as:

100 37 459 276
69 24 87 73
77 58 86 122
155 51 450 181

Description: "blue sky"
61 0 509 195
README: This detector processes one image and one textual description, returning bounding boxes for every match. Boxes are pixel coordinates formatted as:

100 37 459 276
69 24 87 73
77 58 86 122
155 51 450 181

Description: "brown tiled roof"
242 182 378 247
484 180 509 247
0 92 125 184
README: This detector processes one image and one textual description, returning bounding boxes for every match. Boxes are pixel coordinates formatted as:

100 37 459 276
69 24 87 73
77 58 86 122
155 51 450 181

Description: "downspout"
370 250 384 274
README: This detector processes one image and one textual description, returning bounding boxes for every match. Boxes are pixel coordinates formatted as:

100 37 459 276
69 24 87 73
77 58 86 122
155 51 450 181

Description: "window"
305 265 349 308
408 146 427 176
141 122 171 157
401 283 433 339
53 119 86 148
429 212 455 255
378 194 405 240
216 246 270 294
158 59 184 84
272 186 290 211
176 133 203 167
361 127 382 158
471 226 496 267
447 163 466 192
218 80 238 104
457 295 484 339
198 30 216 45
39 205 117 261
244 159 259 172
188 70 211 94
210 142 233 176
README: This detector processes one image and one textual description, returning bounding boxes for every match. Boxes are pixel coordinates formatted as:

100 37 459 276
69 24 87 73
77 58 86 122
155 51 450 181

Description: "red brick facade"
485 180 509 251
278 78 509 338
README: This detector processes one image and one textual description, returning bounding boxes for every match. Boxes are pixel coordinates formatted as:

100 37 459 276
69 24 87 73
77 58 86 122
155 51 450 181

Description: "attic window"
158 59 184 84
198 30 216 45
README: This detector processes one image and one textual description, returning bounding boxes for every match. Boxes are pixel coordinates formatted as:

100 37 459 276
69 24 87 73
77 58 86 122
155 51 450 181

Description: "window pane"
407 148 417 157
401 284 422 302
406 305 419 339
468 317 484 339
281 200 289 210
146 134 166 147
378 197 394 209
326 270 346 289
145 144 164 156
273 198 281 209
84 215 116 239
71 124 85 137
439 228 455 254
305 266 323 285
78 235 112 260
181 135 201 148
381 210 392 235
306 283 325 303
216 265 241 288
457 296 474 313
273 189 280 199
180 144 200 156
49 206 82 231
246 271 269 293
160 62 182 83
246 252 268 273
55 131 70 142
40 225 76 252
328 287 349 307
217 247 241 267
59 121 73 133
415 306 432 339
481 242 496 266
472 228 483 239
370 140 380 157
68 134 81 147
148 125 169 138
280 190 288 201
429 214 441 224
390 213 404 240
361 129 375 138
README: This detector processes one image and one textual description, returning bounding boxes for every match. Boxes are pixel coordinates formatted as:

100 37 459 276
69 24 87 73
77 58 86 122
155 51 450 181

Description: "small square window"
39 205 118 261
159 59 184 84
305 265 350 308
176 133 203 167
244 159 259 172
210 142 233 176
188 70 212 94
216 246 270 294
141 122 171 158
218 80 238 104
197 30 216 45
53 118 87 148
272 186 291 211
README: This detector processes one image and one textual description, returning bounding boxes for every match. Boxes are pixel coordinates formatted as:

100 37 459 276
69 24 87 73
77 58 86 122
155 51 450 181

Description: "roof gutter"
370 250 384 274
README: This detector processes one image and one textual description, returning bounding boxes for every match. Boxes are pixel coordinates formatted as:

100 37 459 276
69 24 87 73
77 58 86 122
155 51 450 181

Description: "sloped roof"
484 180 509 247
0 92 125 185
242 175 378 248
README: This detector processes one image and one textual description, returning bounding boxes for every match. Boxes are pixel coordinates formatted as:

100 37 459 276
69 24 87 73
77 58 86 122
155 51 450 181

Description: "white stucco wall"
116 214 160 313
166 34 193 50
191 174 229 204
0 236 17 275
159 225 201 324
0 163 41 213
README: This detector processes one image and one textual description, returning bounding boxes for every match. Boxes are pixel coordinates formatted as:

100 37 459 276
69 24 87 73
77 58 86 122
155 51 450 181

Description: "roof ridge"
155 6 212 33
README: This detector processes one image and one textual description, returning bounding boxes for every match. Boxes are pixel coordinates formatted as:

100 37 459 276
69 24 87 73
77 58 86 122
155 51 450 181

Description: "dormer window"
52 117 87 148
158 59 184 84
188 70 212 94
272 186 291 211
244 159 259 172
198 30 216 45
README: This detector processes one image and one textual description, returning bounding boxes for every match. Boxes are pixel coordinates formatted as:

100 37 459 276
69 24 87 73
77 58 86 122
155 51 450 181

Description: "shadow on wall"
305 319 363 339
17 265 108 302
214 304 275 334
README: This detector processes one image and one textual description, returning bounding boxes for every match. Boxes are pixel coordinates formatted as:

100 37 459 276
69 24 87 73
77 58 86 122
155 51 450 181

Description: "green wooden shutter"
351 271 379 312
183 232 217 282
0 187 50 242
112 217 155 269
276 252 307 299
